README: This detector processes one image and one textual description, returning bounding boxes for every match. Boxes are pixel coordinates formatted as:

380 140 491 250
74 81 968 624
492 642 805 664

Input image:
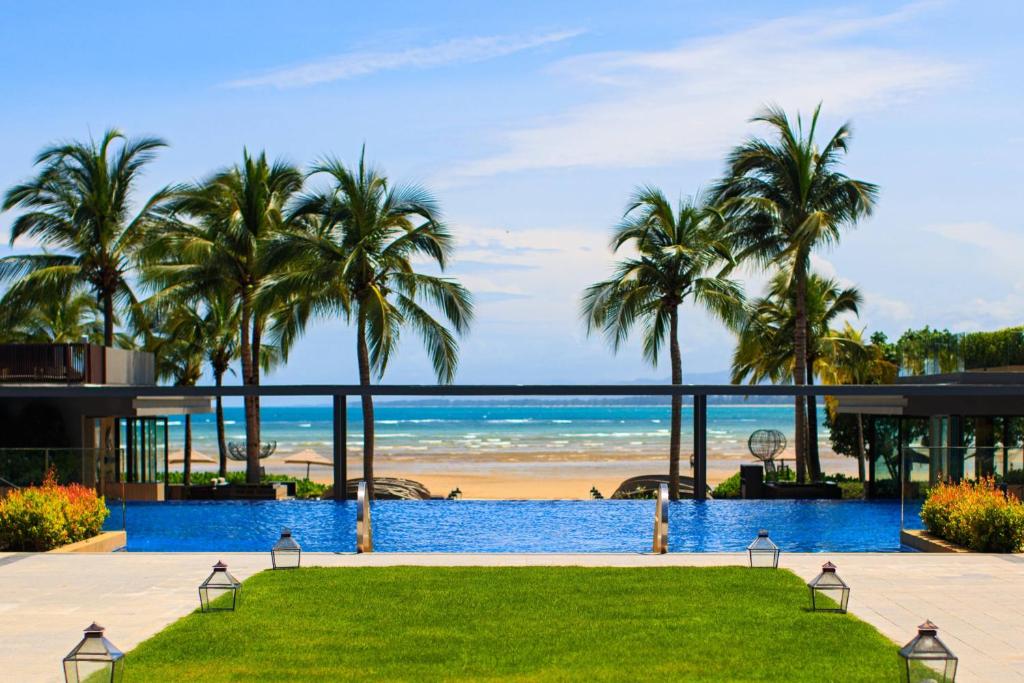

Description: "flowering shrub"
0 469 109 551
920 478 1024 552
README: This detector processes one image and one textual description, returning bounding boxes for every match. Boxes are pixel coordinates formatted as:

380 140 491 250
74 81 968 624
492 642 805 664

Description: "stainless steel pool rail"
653 483 669 554
357 481 373 553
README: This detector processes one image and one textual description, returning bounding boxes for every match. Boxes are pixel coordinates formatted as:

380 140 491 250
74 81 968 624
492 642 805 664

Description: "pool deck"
2 551 1021 682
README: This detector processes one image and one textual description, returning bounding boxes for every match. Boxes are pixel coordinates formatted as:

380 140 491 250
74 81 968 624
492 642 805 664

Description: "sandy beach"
181 448 859 499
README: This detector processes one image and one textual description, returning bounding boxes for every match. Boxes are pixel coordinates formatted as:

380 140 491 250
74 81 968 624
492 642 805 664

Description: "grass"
125 566 904 681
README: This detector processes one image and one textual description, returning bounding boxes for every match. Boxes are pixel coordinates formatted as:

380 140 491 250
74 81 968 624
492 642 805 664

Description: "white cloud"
225 30 584 89
448 3 962 179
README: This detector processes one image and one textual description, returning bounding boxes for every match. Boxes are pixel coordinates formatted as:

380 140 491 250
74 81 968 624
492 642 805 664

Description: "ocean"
170 402 833 459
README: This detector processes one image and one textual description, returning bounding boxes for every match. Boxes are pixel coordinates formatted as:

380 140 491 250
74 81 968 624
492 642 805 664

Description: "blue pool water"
106 500 920 553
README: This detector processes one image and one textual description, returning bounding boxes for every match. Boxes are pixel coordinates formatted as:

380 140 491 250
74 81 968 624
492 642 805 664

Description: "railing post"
356 480 372 553
693 394 707 500
653 483 669 553
333 395 348 501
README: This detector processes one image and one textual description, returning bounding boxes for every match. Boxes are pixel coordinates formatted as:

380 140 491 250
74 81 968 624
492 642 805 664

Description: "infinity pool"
106 499 919 553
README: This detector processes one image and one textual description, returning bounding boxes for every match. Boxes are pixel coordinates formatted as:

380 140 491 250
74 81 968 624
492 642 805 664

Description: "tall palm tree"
142 150 304 483
818 323 897 481
1 129 171 346
582 187 743 499
731 270 861 474
268 151 473 499
714 105 878 482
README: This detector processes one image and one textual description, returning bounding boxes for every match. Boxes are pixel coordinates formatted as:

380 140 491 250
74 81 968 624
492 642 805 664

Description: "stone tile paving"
1 551 1018 682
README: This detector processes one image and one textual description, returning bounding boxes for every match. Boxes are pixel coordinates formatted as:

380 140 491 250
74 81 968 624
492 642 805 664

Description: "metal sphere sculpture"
748 429 786 463
226 440 278 461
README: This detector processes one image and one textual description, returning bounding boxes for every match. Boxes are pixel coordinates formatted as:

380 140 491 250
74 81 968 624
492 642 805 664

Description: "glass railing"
899 329 1024 376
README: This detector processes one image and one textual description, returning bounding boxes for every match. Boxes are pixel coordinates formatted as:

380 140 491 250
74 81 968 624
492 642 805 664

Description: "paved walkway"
1 551 1021 682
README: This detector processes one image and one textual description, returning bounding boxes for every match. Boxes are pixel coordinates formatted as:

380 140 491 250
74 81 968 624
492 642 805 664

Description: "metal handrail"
652 483 669 554
356 481 373 553
0 475 19 489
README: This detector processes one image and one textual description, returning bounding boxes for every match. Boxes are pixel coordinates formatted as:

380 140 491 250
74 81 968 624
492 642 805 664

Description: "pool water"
106 500 920 553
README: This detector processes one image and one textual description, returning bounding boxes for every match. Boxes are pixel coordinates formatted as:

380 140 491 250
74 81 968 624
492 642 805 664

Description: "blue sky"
1 1 1022 387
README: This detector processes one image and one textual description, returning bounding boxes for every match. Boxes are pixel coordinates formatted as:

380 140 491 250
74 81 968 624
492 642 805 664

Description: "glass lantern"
271 528 301 569
899 620 958 682
747 529 780 568
62 622 125 683
807 561 850 612
198 560 241 612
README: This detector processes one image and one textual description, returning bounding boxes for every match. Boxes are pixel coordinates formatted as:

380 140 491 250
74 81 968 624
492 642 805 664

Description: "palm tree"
150 308 204 486
818 323 897 481
199 293 239 477
141 150 304 483
582 187 743 499
731 270 861 475
714 105 878 482
268 151 473 499
1 129 172 346
0 288 103 343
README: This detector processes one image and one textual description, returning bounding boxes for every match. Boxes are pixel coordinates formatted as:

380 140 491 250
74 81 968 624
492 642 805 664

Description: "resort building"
837 333 1024 500
0 342 211 499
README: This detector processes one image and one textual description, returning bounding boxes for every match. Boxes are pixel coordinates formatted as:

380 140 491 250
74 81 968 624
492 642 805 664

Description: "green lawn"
127 566 903 681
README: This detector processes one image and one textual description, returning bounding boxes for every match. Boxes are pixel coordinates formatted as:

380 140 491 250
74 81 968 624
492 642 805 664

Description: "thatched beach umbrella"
169 449 216 465
284 449 332 479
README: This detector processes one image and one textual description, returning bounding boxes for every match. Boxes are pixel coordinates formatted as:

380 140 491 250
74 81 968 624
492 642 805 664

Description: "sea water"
172 402 832 458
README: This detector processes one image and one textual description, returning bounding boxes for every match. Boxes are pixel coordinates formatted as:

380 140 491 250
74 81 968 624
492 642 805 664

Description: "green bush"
920 478 1024 552
160 470 327 499
713 472 741 499
0 470 109 551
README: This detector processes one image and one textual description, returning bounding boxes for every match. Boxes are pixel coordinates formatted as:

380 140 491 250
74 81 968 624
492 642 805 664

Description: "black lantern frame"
62 622 125 683
807 561 850 613
271 528 302 569
747 529 780 568
198 560 241 612
899 620 957 682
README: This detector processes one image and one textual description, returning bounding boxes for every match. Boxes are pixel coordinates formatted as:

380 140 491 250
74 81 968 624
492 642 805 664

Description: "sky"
1 0 1022 389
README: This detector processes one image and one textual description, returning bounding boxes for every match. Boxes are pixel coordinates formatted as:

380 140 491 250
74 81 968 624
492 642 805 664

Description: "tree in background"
818 324 897 481
0 130 172 346
199 293 239 477
142 151 304 484
715 105 877 482
0 288 104 343
269 151 473 499
583 187 743 499
149 307 204 486
730 270 861 475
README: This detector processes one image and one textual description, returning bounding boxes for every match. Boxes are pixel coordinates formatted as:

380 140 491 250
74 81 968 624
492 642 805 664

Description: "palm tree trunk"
102 290 114 347
183 414 192 487
856 414 867 482
668 307 682 500
215 369 228 478
793 268 809 483
252 318 263 454
357 310 375 500
240 295 260 484
806 354 821 481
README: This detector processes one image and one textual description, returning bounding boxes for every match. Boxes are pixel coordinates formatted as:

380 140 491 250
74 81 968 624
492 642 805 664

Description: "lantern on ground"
807 561 850 612
747 529 780 568
62 622 124 683
271 528 301 569
198 560 241 612
899 620 957 682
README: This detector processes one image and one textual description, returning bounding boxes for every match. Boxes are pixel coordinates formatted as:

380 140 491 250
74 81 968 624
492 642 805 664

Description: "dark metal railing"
0 343 105 384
